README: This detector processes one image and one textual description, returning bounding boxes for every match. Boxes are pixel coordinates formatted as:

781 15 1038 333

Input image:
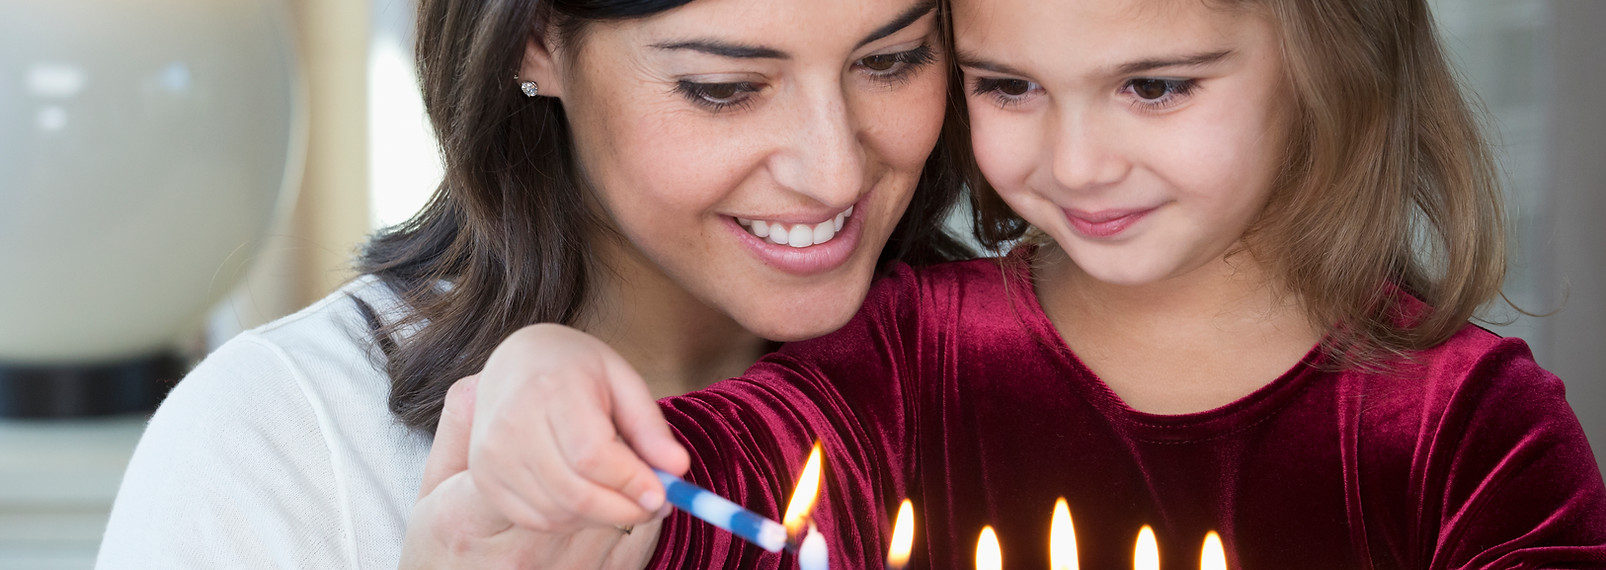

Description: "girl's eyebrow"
954 51 1029 77
1112 49 1235 75
956 49 1234 78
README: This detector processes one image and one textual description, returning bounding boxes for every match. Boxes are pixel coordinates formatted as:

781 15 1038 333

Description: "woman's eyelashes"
674 80 763 112
856 43 937 87
672 43 938 113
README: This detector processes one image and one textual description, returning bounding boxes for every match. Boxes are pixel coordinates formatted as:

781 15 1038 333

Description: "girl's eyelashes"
969 77 1042 108
1122 78 1197 111
673 80 763 112
856 43 938 87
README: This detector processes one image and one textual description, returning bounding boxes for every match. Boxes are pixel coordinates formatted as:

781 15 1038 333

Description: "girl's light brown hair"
965 0 1509 369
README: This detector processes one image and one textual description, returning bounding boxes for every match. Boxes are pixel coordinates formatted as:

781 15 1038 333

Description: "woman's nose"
769 88 867 208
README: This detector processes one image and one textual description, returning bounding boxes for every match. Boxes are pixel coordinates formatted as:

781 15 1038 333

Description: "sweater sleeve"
1421 338 1606 568
95 335 356 568
646 263 934 569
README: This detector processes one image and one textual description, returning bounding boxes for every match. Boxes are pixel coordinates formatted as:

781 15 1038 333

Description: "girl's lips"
1063 207 1156 239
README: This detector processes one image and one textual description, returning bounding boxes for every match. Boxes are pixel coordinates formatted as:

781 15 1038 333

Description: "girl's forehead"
950 0 1258 71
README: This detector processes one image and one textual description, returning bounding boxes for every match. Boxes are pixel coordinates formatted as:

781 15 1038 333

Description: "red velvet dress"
646 254 1606 569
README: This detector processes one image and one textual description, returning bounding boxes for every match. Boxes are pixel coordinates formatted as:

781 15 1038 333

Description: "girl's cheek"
969 114 1032 192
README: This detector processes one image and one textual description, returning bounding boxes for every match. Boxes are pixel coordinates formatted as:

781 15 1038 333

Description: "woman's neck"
578 238 770 400
1034 244 1322 415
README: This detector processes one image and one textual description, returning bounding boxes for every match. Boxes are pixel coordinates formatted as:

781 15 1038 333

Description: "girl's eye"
993 79 1033 97
856 43 937 85
1121 78 1196 110
969 77 1042 108
674 80 762 112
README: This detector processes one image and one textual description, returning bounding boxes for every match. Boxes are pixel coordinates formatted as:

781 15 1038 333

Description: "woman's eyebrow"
651 39 787 60
856 0 938 50
650 0 936 61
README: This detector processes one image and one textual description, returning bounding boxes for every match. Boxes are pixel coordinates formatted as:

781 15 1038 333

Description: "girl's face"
525 0 946 341
955 0 1290 287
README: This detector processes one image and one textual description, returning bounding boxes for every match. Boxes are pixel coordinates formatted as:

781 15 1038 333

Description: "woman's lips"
1063 206 1155 239
729 199 866 276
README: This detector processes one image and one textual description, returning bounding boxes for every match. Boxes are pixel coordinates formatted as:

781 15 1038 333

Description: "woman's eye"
674 81 760 111
856 44 937 84
861 53 900 72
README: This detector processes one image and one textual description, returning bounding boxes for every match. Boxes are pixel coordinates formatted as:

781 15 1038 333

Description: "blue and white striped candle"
654 468 791 553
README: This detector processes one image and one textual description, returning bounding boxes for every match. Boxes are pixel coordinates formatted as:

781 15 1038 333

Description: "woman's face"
526 0 946 341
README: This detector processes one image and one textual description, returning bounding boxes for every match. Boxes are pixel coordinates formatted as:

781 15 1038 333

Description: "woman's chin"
742 303 861 343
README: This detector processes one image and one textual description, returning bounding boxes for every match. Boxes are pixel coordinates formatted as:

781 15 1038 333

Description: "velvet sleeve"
1409 338 1606 568
644 263 936 568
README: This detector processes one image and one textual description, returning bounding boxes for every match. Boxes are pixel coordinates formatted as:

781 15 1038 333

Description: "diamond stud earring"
518 78 539 97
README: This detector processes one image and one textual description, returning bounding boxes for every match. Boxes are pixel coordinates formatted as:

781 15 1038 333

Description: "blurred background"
0 0 1602 567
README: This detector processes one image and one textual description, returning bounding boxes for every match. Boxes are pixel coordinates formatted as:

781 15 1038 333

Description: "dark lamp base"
0 354 183 418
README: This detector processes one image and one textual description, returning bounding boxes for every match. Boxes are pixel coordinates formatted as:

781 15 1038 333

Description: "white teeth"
737 205 854 248
788 225 812 248
812 221 834 245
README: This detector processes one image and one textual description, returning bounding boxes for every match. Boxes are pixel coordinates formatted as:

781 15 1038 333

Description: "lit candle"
1049 498 1077 570
782 442 825 541
1134 526 1159 570
887 499 915 570
783 442 827 569
798 523 829 570
975 526 1002 570
1201 531 1226 570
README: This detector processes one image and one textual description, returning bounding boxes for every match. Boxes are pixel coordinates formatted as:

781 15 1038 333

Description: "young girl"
442 0 1606 566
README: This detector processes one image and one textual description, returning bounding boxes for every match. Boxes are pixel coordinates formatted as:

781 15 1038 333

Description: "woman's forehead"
602 0 938 56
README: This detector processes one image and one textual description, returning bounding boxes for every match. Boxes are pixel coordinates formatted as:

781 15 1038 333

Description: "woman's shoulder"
98 276 430 568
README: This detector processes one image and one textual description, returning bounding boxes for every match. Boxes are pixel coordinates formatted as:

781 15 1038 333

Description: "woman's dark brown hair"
963 0 1508 370
359 0 973 432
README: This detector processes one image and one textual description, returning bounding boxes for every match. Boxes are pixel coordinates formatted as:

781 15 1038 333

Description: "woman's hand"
470 323 690 532
400 370 670 569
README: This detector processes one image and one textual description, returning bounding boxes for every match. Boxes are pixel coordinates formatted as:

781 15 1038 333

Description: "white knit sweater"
97 276 430 568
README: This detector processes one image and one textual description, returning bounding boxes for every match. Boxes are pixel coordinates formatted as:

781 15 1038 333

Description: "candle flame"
1134 525 1159 570
1201 531 1226 570
782 442 825 535
887 499 915 568
1049 498 1077 570
975 526 1002 570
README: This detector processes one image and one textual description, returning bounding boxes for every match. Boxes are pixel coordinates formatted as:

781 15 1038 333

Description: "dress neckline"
995 245 1328 443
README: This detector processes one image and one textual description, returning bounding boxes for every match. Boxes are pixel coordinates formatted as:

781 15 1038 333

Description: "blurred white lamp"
0 0 304 416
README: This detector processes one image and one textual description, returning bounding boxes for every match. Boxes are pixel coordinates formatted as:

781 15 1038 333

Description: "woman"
95 0 967 566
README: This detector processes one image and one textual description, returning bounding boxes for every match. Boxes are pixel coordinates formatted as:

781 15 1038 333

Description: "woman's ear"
518 32 565 99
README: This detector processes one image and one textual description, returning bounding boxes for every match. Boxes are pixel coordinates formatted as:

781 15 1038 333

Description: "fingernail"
639 489 664 512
